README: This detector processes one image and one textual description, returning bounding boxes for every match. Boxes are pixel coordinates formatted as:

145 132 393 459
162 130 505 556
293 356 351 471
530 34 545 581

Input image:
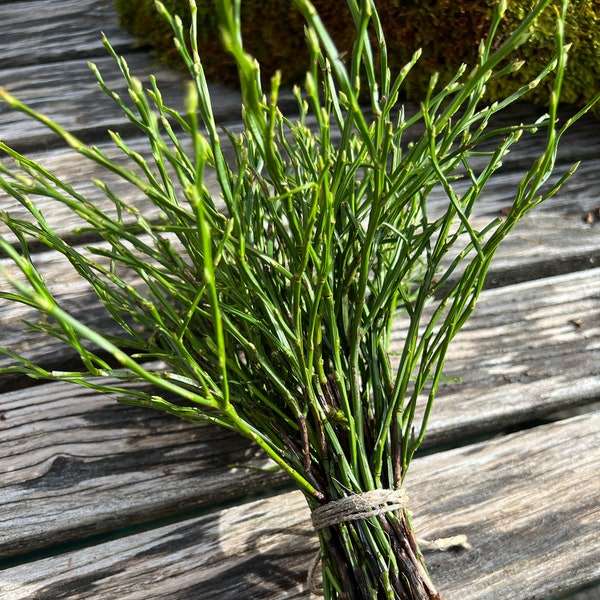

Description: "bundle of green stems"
1 0 596 597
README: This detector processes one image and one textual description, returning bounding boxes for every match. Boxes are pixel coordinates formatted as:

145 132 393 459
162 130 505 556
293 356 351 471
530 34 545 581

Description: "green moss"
113 0 600 109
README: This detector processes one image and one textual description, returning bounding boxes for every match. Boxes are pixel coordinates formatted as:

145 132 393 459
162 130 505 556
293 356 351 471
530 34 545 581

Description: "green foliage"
1 0 598 596
114 0 600 110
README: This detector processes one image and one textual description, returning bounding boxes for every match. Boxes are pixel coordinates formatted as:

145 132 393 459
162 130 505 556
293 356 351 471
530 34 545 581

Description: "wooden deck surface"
1 1 600 598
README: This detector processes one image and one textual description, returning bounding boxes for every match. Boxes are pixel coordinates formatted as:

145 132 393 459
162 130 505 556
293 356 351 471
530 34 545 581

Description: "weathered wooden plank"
421 413 600 600
0 138 186 249
0 380 288 560
0 0 134 69
1 411 598 599
425 141 600 225
569 588 600 600
425 266 600 441
0 55 187 153
0 54 243 154
0 267 598 559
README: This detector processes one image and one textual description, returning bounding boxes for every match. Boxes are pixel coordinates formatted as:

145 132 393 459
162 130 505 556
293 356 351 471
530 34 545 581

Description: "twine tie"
311 488 408 530
308 488 470 596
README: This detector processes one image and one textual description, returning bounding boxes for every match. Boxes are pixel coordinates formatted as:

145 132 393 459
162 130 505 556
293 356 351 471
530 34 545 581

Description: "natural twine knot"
310 488 408 530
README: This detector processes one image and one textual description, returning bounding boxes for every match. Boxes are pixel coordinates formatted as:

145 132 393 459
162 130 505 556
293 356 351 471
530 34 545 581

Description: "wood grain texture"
0 54 191 153
0 0 134 68
0 380 288 560
425 266 600 442
0 55 245 156
1 412 598 599
413 412 600 600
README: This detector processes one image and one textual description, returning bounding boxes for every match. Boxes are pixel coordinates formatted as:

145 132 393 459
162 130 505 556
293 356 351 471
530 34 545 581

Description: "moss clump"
114 0 600 108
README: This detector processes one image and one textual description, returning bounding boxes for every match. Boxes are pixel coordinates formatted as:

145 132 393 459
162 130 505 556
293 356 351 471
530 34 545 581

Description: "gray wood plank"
0 56 245 154
0 380 288 560
416 413 600 600
0 0 134 68
0 54 189 153
568 588 600 600
0 138 186 250
1 411 598 599
425 266 600 443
